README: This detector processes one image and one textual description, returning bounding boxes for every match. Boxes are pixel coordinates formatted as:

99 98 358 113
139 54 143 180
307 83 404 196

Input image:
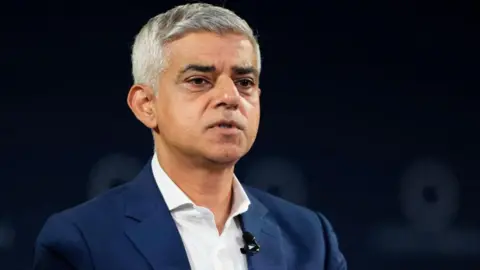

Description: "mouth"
209 120 243 130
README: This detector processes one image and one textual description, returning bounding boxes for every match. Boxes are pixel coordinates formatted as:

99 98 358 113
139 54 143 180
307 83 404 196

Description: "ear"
127 84 157 129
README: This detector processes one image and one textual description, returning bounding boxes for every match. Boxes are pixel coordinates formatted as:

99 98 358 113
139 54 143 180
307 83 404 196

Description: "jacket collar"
123 160 287 270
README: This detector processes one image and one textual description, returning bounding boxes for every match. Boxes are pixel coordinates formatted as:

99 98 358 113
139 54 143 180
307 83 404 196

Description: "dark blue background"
2 0 479 269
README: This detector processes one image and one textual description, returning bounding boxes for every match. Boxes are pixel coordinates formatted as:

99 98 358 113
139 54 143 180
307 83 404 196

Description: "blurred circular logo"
87 153 143 199
243 157 308 205
399 158 459 233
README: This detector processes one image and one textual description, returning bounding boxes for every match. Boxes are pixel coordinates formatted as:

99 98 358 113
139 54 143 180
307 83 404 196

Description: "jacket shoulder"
245 186 318 218
244 186 339 245
46 181 131 229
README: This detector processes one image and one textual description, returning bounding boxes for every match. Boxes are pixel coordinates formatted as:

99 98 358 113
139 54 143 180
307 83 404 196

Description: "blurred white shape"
367 157 479 258
0 220 15 250
399 158 459 233
368 225 480 257
87 153 143 199
243 157 308 205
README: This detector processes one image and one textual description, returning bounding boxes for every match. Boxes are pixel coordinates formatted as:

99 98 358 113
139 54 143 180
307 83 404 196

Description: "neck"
154 141 236 231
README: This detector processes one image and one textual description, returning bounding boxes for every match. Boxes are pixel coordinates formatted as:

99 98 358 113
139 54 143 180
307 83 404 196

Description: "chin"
204 146 247 165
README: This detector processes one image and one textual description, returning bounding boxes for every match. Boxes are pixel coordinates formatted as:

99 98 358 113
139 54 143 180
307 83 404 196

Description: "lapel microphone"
240 231 260 255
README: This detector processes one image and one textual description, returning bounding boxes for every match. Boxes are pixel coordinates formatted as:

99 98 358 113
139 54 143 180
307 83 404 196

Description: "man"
34 3 347 270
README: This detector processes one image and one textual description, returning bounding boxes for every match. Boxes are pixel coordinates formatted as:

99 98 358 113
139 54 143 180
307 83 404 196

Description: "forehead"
164 32 258 71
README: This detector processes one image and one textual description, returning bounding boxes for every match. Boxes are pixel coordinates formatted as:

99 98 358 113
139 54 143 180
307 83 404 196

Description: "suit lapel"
123 162 190 270
242 189 288 270
120 161 288 270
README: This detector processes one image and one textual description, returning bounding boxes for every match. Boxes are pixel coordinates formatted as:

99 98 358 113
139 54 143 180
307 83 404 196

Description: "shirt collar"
151 153 250 215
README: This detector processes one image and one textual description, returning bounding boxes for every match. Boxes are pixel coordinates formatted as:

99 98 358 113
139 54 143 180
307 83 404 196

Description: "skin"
127 32 261 233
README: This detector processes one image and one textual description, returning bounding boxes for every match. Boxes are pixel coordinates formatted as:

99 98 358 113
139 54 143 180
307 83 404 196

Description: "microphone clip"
240 232 260 255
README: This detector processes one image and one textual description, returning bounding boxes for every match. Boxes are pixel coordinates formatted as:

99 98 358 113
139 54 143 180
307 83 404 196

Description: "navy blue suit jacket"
34 162 347 270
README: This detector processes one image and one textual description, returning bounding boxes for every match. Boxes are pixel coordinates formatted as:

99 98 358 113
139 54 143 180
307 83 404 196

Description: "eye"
188 77 209 86
236 78 255 88
185 77 212 91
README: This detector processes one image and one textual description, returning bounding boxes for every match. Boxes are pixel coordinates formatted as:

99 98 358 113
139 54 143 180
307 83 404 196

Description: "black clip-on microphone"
240 231 260 255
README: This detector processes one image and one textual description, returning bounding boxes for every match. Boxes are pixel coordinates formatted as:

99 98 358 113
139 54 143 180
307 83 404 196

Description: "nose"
213 76 241 110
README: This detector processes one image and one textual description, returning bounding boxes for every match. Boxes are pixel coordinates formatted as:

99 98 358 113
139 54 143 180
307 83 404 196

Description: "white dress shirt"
151 153 250 270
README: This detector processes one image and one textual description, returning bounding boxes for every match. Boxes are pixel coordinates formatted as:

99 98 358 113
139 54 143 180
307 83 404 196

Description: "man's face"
152 32 261 165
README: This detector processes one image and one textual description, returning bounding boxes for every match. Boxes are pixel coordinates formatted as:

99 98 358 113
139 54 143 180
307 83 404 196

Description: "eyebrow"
178 64 259 78
179 64 216 74
232 66 259 77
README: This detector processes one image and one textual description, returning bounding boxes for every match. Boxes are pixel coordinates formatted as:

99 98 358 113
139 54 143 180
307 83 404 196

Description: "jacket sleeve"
317 212 348 270
33 213 93 270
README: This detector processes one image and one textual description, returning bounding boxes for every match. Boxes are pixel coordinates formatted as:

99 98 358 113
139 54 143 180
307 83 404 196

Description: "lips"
209 120 243 130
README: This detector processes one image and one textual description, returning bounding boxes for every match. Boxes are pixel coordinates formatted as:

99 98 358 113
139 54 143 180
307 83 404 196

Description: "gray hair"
131 3 261 91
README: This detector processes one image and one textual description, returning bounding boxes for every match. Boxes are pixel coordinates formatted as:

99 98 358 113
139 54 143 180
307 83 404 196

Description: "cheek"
157 99 187 131
246 104 261 129
171 104 202 129
242 97 260 116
